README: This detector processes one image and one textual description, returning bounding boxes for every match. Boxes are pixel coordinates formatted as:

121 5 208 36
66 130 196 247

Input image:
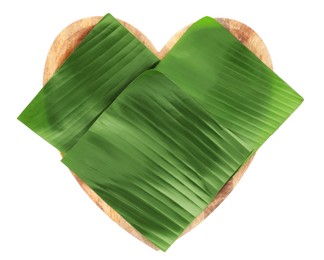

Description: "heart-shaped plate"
43 16 273 250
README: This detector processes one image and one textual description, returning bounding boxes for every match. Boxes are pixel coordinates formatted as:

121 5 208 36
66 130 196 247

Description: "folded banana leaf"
18 13 303 251
62 70 252 251
156 16 303 150
18 13 158 153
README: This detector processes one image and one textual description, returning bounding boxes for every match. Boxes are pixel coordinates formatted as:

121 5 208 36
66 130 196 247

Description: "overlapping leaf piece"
18 14 158 153
156 17 303 150
62 70 252 251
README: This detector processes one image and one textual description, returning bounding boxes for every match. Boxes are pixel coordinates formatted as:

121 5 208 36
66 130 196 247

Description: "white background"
1 0 323 259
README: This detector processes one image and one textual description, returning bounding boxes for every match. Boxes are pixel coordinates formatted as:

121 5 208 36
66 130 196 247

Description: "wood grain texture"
43 16 273 250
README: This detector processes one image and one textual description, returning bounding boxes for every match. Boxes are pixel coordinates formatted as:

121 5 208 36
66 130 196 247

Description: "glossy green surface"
18 14 158 153
156 17 303 150
62 70 252 251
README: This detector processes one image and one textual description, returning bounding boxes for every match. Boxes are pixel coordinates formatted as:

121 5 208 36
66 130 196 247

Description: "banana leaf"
156 17 303 151
18 13 303 251
62 70 252 251
18 13 158 153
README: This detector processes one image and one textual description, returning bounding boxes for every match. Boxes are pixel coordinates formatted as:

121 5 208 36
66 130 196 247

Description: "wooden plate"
43 16 273 250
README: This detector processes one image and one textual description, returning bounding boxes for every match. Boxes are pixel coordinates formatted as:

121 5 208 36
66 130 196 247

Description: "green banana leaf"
18 13 158 153
62 70 252 251
156 17 303 151
18 13 303 251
